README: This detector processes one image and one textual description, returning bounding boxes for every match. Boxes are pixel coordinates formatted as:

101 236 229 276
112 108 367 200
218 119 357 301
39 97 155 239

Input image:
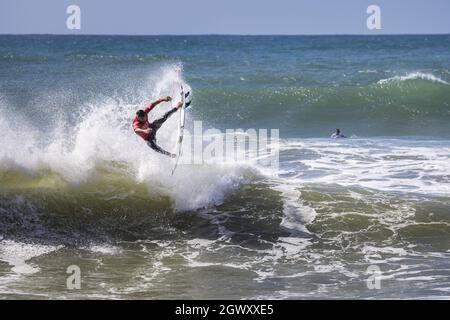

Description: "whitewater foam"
378 72 449 85
0 240 62 274
0 65 253 211
280 138 450 197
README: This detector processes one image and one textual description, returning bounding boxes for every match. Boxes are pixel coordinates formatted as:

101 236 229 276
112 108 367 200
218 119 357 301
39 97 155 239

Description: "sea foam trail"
0 65 250 211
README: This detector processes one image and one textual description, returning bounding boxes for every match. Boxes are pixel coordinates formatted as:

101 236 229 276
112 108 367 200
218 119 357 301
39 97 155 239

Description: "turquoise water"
2 35 450 137
0 35 449 299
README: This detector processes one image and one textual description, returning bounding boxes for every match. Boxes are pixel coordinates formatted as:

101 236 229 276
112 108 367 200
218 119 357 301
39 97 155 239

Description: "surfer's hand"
164 96 172 102
144 128 152 134
176 101 183 109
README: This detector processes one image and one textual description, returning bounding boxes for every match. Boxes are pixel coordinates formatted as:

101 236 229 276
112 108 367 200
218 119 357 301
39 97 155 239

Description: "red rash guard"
132 103 157 140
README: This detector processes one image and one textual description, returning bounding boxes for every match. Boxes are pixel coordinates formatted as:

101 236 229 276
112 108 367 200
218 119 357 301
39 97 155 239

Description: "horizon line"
1 32 450 37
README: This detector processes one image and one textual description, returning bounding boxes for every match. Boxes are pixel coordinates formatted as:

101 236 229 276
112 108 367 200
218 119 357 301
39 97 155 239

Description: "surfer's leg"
147 139 174 157
150 108 178 131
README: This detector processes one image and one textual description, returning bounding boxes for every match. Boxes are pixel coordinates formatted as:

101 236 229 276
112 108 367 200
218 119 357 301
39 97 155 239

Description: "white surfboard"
171 85 191 175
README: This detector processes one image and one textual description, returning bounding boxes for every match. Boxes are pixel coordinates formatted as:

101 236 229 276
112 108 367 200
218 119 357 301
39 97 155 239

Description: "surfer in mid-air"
132 96 182 157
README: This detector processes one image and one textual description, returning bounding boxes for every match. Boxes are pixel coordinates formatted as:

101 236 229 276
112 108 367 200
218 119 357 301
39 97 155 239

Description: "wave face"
1 35 450 299
194 79 450 137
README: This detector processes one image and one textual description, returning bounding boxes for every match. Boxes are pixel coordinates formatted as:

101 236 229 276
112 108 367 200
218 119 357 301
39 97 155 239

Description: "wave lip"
378 72 449 85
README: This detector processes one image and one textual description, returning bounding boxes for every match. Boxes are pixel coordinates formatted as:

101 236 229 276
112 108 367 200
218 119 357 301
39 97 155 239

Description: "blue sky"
1 0 449 35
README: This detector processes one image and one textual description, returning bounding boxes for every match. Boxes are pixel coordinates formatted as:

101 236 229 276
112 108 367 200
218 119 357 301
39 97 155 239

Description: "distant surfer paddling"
331 128 346 139
132 96 182 157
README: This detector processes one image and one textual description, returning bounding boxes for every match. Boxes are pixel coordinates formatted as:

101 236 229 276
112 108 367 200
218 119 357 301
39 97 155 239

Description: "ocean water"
0 35 450 299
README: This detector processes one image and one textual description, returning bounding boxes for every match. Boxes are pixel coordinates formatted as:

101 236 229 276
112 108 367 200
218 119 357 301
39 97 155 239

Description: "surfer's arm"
132 121 151 135
134 127 151 134
144 96 172 114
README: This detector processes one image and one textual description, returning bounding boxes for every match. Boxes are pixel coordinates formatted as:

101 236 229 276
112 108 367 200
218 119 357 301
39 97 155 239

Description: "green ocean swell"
191 79 450 138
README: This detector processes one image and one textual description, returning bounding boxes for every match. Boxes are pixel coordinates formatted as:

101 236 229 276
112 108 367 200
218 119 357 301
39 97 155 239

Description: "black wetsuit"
146 107 178 156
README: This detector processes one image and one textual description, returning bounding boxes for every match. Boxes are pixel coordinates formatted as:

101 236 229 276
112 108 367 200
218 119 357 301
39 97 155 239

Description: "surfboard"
171 85 191 175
